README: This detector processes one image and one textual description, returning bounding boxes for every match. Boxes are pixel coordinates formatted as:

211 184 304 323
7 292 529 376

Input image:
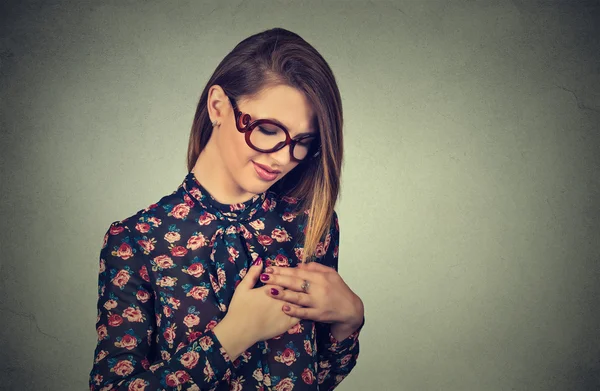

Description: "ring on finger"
300 279 310 293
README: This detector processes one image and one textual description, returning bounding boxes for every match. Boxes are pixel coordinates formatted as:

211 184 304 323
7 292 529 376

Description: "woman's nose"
269 144 293 166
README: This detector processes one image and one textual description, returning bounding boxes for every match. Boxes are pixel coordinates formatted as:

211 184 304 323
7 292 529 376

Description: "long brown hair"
186 27 343 263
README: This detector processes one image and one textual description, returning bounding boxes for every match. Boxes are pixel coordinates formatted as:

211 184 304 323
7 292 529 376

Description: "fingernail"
253 259 262 266
271 288 279 295
265 267 274 273
260 273 269 281
283 305 290 311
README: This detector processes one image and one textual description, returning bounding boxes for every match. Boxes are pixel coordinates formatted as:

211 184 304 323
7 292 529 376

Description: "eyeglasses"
227 96 320 161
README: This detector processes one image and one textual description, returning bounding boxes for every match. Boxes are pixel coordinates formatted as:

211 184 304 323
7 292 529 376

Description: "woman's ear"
206 85 229 125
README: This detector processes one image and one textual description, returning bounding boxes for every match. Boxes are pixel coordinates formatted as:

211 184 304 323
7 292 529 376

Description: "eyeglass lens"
249 124 314 160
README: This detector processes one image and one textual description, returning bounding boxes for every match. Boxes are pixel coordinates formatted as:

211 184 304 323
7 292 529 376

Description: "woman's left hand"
260 262 364 333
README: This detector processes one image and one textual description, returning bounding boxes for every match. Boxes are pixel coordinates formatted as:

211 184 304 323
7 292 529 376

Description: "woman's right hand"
213 259 301 360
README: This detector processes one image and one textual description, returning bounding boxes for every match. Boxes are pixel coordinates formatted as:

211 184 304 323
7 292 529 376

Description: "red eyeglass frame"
227 96 321 162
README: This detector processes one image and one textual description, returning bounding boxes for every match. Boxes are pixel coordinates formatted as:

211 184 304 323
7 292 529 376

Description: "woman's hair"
186 27 343 263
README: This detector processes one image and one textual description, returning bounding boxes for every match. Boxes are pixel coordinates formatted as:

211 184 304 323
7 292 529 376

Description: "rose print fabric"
89 171 363 391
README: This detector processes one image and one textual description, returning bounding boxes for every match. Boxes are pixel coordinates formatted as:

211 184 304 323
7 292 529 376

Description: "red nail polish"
271 288 279 295
260 273 269 281
253 259 262 266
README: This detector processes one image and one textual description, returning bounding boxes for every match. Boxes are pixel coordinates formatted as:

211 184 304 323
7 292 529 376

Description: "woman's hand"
213 259 301 361
260 262 364 338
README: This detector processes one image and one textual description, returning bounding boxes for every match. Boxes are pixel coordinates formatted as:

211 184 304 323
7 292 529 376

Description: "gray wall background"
1 0 599 390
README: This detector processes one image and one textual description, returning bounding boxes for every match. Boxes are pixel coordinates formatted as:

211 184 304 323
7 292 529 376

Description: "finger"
264 284 285 297
282 304 320 321
239 258 263 289
268 286 312 307
264 265 316 280
284 302 302 323
260 273 306 292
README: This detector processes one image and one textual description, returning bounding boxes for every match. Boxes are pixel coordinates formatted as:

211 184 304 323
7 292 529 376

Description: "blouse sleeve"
314 211 364 390
89 221 238 391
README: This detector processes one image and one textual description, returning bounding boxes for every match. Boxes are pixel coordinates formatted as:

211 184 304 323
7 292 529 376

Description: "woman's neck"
191 139 256 205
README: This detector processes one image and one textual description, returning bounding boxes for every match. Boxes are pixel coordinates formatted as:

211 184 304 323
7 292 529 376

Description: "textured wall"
1 0 599 390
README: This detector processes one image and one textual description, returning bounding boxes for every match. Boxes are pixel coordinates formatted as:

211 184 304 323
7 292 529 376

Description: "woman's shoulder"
103 184 185 236
100 188 186 266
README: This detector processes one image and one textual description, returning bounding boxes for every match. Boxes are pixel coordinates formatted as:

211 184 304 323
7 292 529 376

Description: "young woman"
89 27 365 391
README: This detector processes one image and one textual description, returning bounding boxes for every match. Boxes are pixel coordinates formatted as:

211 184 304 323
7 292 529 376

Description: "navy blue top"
89 171 363 390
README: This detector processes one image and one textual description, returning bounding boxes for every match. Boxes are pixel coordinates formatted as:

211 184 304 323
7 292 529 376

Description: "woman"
90 27 365 391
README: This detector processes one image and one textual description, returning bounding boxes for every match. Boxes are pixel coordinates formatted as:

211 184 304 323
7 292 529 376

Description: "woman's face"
208 84 317 199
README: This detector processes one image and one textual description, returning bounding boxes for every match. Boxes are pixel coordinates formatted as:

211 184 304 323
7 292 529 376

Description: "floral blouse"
89 171 363 391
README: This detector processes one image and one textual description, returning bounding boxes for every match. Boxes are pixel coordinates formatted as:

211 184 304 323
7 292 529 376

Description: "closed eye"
258 126 278 136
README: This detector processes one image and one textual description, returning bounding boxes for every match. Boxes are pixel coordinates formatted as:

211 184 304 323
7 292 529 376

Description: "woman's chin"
239 178 280 196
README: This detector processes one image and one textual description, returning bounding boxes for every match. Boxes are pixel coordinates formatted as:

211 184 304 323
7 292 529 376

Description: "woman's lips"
253 162 279 181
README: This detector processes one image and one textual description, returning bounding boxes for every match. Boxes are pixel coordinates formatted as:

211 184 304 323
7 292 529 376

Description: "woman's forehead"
241 85 317 136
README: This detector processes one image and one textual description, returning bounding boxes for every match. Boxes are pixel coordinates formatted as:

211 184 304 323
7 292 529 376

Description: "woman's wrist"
330 320 361 342
212 316 253 362
347 295 364 326
331 296 364 341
